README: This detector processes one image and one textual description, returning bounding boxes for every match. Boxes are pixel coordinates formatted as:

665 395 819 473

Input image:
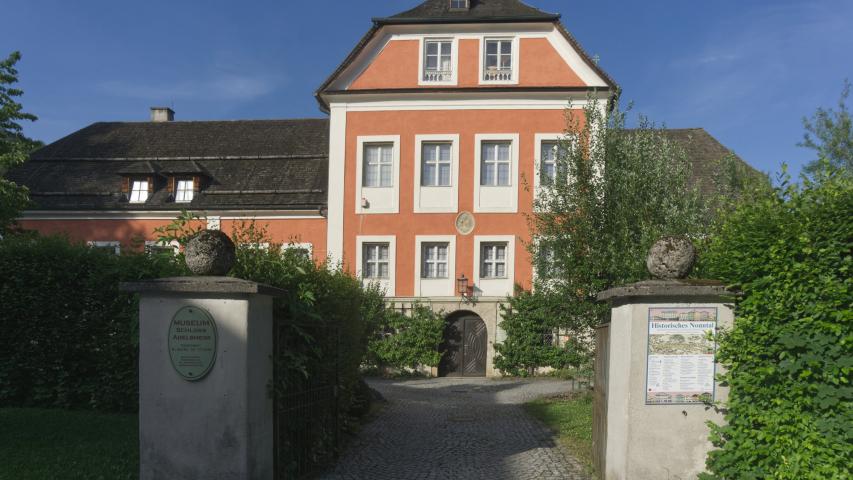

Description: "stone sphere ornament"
646 236 697 280
185 230 236 276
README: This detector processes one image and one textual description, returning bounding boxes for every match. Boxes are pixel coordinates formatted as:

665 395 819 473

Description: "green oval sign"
168 306 218 381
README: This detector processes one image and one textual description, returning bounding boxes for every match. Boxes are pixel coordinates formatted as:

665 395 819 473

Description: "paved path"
321 378 589 480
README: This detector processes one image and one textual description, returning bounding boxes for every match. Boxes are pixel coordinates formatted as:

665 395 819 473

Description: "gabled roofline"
314 20 619 112
371 14 560 25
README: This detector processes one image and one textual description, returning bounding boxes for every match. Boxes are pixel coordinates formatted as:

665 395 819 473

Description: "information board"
168 305 218 381
645 307 717 405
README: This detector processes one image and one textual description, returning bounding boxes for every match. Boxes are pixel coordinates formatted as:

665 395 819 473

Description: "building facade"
8 0 749 377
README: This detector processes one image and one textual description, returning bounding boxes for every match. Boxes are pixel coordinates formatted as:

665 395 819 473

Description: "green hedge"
367 303 445 373
0 234 183 412
698 169 853 479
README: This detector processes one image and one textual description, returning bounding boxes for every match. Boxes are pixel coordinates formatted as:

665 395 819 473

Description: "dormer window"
449 0 469 10
423 40 453 83
128 178 151 203
175 178 194 203
484 39 514 82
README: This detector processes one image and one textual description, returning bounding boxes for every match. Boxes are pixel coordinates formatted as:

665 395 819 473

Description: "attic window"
175 179 194 203
450 0 469 10
129 179 150 203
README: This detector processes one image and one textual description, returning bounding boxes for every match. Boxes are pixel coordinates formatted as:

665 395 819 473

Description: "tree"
1 51 39 233
495 101 710 371
799 79 853 175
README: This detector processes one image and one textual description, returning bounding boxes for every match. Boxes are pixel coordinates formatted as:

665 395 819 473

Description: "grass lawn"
0 408 137 480
524 391 594 473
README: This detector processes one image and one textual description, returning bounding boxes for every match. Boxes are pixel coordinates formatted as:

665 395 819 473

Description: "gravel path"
321 377 590 480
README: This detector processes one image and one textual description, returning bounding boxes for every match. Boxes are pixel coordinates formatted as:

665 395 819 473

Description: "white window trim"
144 240 179 256
534 133 565 193
355 135 400 214
240 242 270 251
418 37 459 86
413 134 459 213
473 133 519 213
414 235 456 296
473 235 515 297
356 235 396 296
281 242 313 257
478 36 519 85
87 241 121 255
129 180 149 204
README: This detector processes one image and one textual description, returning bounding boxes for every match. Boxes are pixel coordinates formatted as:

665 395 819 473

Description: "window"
421 243 449 278
484 39 513 81
282 243 313 260
480 141 511 186
536 244 560 279
363 243 390 279
88 241 120 255
363 143 394 187
423 40 453 82
421 142 452 186
129 180 149 203
481 243 507 278
175 179 194 203
540 141 561 183
449 0 468 9
145 240 179 256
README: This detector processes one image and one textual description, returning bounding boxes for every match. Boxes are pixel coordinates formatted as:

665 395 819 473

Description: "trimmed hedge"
367 303 445 373
0 234 184 412
698 169 853 479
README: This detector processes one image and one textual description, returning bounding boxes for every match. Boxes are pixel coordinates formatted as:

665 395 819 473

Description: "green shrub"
698 168 853 479
494 290 589 376
367 303 444 372
0 234 184 412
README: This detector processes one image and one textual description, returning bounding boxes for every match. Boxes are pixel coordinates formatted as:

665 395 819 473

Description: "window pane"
497 143 510 160
379 245 389 260
380 164 392 187
426 42 438 55
364 163 378 187
495 263 506 278
437 263 447 278
438 163 451 186
437 245 448 261
482 162 495 185
438 143 451 161
486 41 497 55
423 162 436 186
497 162 510 185
426 56 438 70
501 41 512 55
496 245 506 260
378 262 389 279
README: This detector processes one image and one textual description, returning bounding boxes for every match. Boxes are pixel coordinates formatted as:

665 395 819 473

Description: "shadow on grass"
0 408 137 480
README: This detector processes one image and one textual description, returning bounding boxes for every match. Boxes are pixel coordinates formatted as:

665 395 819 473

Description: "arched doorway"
439 311 487 377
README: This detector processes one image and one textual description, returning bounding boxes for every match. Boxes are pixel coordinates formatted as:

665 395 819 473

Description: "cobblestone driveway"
321 378 589 480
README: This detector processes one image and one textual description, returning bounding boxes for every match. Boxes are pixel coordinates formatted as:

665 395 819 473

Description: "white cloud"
98 73 279 102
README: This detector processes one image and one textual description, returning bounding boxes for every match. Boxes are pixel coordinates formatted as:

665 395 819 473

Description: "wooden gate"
593 323 610 479
439 312 487 377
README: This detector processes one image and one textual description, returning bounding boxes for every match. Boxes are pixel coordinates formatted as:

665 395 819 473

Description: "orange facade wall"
342 109 585 296
19 217 328 262
349 38 587 90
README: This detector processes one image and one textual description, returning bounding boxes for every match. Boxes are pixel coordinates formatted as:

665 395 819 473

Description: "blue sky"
4 0 852 178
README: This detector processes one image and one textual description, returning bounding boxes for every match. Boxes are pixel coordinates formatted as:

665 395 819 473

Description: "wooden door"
439 314 487 377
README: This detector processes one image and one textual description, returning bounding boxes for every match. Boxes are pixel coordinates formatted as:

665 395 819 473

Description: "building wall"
340 108 583 296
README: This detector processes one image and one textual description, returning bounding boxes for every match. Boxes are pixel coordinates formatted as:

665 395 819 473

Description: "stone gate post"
594 237 735 479
121 231 284 480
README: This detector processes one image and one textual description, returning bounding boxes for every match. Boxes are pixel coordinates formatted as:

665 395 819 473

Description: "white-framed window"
534 133 574 194
474 235 515 296
362 243 390 279
473 134 519 213
175 178 194 203
449 0 468 9
483 38 513 82
129 180 149 203
281 242 313 259
423 40 452 82
480 141 512 186
356 136 400 214
363 143 394 187
480 242 508 279
421 142 452 187
540 141 559 183
415 235 456 296
421 243 449 279
145 240 179 256
88 241 121 255
414 134 459 213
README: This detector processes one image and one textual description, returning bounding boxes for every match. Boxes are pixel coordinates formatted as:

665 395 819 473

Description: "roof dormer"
449 0 470 10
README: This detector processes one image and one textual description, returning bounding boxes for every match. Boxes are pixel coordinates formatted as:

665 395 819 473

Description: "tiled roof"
8 119 330 211
374 0 560 25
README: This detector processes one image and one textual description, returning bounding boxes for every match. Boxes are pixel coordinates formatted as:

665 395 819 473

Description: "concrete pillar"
597 280 734 480
121 277 284 480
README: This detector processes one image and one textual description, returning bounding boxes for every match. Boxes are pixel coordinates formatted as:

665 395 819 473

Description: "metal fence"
274 315 341 479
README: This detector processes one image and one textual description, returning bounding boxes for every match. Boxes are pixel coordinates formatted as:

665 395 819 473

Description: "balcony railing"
484 68 513 82
423 69 453 82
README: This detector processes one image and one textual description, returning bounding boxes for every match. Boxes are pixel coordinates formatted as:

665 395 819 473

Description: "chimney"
150 107 175 122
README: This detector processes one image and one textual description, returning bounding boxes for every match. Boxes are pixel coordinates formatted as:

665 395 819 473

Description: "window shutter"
121 177 130 194
147 177 154 194
167 177 175 194
193 176 201 192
